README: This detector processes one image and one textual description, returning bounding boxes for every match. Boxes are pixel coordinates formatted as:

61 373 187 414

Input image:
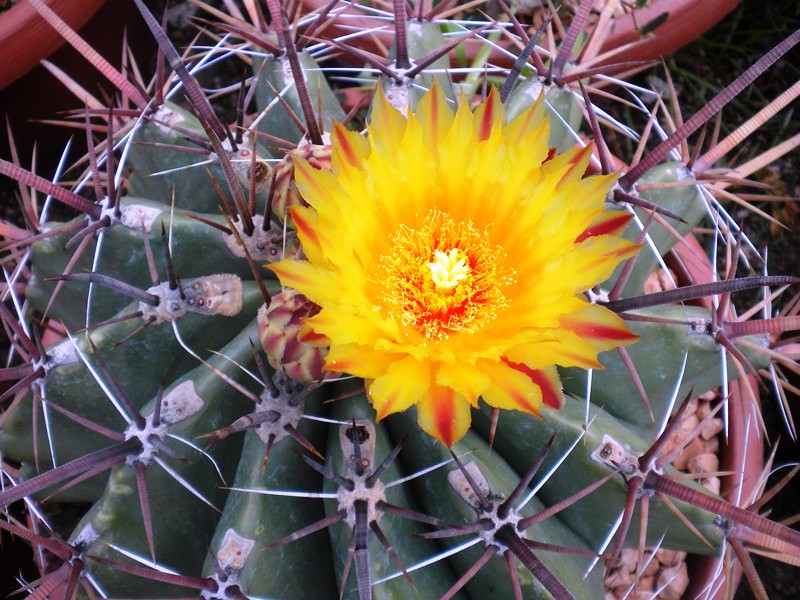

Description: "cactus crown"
1 1 799 599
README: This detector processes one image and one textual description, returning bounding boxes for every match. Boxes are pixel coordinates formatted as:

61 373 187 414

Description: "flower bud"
271 144 332 225
258 289 329 382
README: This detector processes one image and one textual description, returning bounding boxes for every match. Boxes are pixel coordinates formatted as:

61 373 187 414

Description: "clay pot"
297 0 742 70
0 0 106 90
597 0 743 63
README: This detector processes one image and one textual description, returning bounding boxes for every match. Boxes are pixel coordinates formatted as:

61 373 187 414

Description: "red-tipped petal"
369 356 431 420
473 87 502 141
575 210 633 242
332 122 367 168
417 384 471 447
288 204 324 262
505 362 563 410
561 305 639 348
477 359 544 415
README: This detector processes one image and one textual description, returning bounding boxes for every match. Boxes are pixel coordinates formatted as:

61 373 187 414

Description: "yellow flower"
271 85 640 446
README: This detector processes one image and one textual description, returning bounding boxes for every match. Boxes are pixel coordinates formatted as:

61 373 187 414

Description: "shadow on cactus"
1 1 800 598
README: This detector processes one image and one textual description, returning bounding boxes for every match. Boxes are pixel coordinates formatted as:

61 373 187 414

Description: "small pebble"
701 418 724 440
641 554 660 577
672 437 704 470
655 548 680 567
679 414 700 436
604 386 724 599
605 568 634 589
697 399 713 419
658 562 689 600
704 476 721 494
688 452 719 475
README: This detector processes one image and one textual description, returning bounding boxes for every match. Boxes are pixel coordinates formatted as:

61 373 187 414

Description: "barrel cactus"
1 1 799 598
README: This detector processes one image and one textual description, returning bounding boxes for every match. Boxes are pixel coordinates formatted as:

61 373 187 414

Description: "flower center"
428 248 469 293
379 209 513 339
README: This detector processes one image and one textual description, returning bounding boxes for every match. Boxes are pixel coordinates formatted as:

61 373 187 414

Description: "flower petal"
331 121 369 169
308 308 386 347
505 362 563 410
417 384 471 447
325 344 397 378
288 204 324 264
369 355 431 420
505 337 604 370
472 87 502 141
269 259 331 299
503 94 547 146
415 83 455 148
476 358 544 415
561 304 639 351
436 362 491 406
369 88 409 156
576 210 633 242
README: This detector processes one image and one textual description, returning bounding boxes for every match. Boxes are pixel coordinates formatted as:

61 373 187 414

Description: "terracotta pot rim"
0 0 106 90
298 0 743 71
597 0 743 63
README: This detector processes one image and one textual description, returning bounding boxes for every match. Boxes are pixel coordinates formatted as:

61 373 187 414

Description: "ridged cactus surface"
1 1 800 599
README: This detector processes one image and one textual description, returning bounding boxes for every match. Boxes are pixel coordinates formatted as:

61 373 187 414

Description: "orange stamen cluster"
378 209 513 340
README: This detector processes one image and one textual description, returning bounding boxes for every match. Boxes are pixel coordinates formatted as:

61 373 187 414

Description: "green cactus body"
26 201 272 326
505 83 585 153
0 283 267 476
67 321 263 596
206 425 339 599
324 394 462 600
473 398 725 555
125 103 268 212
562 305 770 427
1 3 798 600
253 51 346 148
388 410 606 600
616 162 709 297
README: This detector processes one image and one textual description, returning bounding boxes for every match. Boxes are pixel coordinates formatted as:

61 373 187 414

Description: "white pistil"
428 248 470 292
